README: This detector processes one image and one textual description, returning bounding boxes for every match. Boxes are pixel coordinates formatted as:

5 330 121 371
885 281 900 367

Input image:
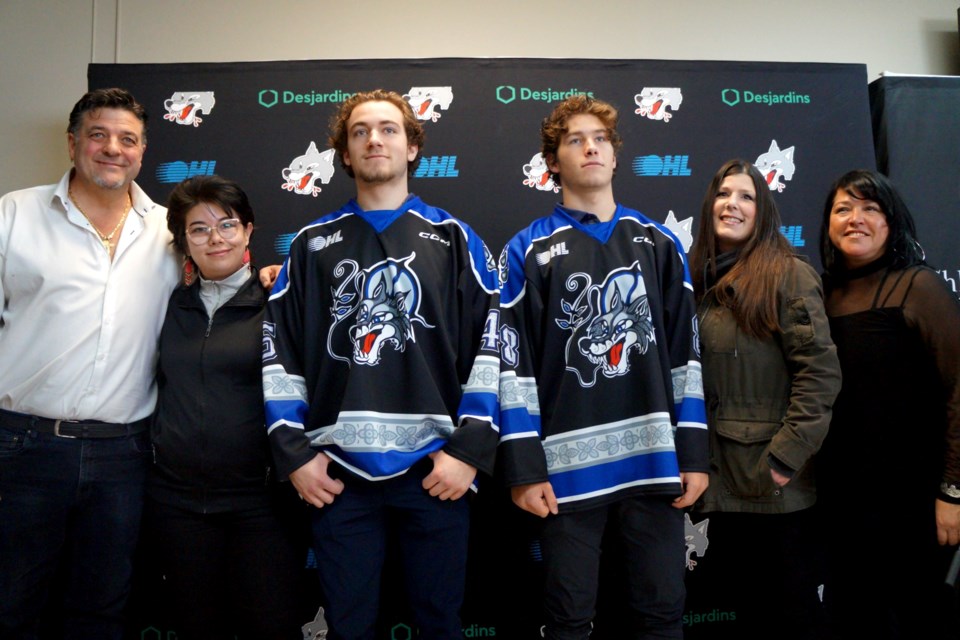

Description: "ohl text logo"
521 152 560 193
163 92 215 127
281 142 336 197
414 156 460 178
780 225 806 248
155 160 217 184
403 86 453 122
632 155 692 177
634 88 683 123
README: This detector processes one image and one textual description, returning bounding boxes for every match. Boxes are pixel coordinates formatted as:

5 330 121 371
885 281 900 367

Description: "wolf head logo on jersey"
403 87 453 122
634 88 682 122
328 254 433 366
522 153 560 193
282 142 336 197
755 140 796 193
163 91 215 127
578 272 656 378
556 263 657 387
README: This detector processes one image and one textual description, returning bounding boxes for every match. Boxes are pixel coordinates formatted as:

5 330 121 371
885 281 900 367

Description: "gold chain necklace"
68 186 132 253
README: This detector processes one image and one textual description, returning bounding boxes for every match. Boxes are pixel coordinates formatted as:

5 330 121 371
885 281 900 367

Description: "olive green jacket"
695 257 841 514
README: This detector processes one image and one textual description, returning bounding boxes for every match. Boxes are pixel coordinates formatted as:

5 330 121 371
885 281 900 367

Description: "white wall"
2 0 958 196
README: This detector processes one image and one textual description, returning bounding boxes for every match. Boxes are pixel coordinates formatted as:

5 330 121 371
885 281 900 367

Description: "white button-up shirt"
0 171 180 423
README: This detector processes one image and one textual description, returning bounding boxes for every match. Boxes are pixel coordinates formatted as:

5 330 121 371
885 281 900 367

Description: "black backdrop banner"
89 58 874 269
88 58 874 639
870 74 960 296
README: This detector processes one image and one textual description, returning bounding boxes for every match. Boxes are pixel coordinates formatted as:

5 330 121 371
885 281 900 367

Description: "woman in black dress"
817 169 960 639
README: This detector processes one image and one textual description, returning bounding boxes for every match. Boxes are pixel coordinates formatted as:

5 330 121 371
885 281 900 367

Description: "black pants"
310 459 471 640
145 498 306 640
540 496 685 640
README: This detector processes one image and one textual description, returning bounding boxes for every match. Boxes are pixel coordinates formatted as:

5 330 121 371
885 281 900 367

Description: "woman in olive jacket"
146 175 304 640
685 160 841 640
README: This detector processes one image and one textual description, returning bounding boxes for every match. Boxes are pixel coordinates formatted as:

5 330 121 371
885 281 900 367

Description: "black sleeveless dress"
819 265 959 639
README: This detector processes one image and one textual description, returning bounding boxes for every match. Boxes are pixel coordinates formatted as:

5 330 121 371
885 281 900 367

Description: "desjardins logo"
496 85 594 105
258 89 356 108
721 88 811 107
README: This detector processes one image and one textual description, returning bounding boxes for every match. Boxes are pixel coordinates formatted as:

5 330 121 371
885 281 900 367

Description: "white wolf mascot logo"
163 91 216 127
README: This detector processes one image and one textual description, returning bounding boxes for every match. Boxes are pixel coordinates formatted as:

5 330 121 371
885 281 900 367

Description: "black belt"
0 408 149 439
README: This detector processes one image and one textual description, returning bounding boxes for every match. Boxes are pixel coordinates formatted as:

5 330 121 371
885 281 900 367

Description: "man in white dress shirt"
0 88 180 639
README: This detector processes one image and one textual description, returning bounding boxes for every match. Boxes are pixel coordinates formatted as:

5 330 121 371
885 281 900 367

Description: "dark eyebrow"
86 124 140 140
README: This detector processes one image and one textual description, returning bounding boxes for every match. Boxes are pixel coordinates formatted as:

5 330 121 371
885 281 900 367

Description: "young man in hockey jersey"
497 94 709 639
261 90 500 639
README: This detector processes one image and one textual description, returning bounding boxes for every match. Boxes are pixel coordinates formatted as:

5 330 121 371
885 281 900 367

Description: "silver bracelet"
941 483 960 499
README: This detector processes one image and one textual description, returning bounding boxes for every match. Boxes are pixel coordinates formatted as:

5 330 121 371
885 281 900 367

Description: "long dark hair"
690 159 794 339
818 169 924 273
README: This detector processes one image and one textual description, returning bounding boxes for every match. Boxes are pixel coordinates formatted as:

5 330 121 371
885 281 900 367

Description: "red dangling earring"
183 258 195 286
243 248 251 265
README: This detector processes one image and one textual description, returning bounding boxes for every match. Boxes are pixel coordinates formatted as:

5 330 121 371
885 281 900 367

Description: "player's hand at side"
511 482 559 518
672 471 709 509
289 452 344 508
422 450 477 501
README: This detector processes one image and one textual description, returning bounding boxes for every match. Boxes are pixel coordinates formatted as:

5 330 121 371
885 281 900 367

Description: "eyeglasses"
186 218 243 245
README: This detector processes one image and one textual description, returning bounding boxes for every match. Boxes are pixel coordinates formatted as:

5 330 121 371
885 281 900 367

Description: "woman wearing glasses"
145 175 303 639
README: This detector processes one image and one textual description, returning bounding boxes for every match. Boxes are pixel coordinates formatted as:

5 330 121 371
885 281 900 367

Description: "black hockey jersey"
262 195 500 481
497 204 708 512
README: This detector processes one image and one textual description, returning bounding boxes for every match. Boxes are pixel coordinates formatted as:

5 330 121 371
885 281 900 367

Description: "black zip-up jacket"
148 271 273 513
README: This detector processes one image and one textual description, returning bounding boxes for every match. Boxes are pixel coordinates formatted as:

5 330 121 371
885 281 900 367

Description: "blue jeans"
311 459 471 640
0 421 151 640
